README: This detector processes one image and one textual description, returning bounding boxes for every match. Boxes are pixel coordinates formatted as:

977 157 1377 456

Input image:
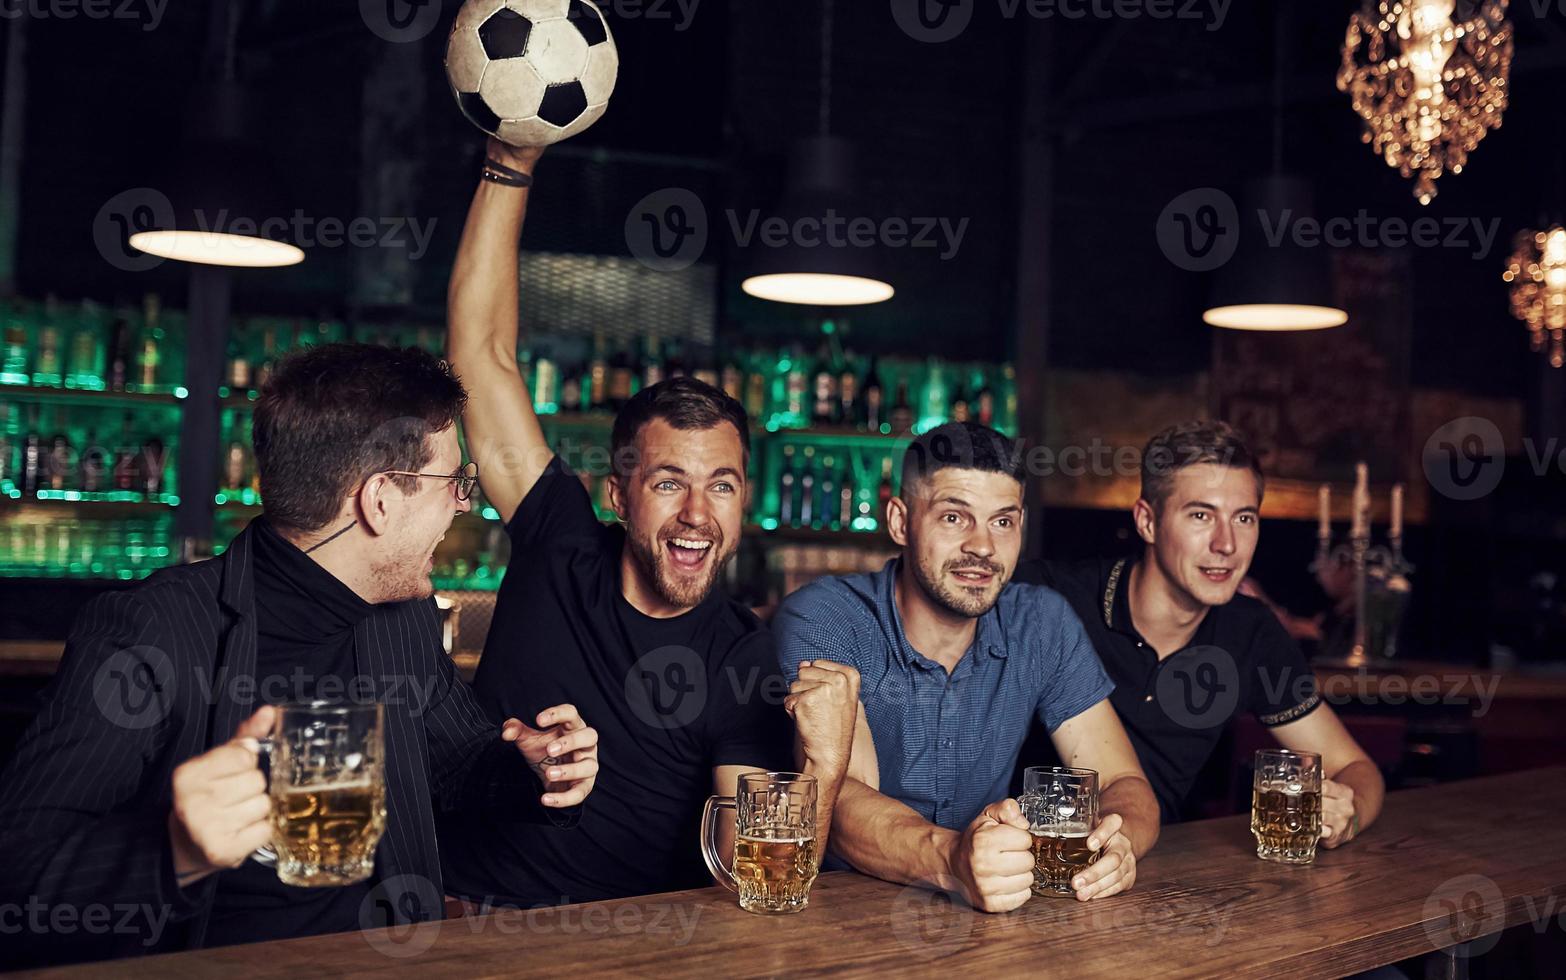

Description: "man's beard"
627 524 734 610
911 554 1006 619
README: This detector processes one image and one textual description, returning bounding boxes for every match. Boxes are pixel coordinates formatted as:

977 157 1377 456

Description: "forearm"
1099 774 1160 858
828 779 959 889
448 177 528 364
1334 759 1384 833
799 756 846 870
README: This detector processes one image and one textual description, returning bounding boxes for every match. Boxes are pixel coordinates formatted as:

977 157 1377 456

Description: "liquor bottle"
106 316 131 391
784 346 808 426
607 342 634 409
1 319 27 385
878 455 894 511
225 439 247 491
890 381 914 436
112 412 140 492
799 446 816 528
642 334 663 390
720 359 743 402
81 429 106 492
141 434 167 495
862 357 884 433
0 403 9 483
744 364 767 422
977 378 996 428
138 294 163 391
817 455 836 530
533 352 559 413
66 304 104 390
838 356 858 427
20 407 42 495
588 330 609 410
255 322 280 390
779 445 797 528
839 465 855 530
47 420 72 491
560 367 581 414
951 381 971 423
33 319 62 388
922 358 949 428
226 322 252 391
999 365 1018 434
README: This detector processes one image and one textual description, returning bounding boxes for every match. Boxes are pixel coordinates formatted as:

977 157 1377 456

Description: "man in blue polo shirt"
775 422 1159 912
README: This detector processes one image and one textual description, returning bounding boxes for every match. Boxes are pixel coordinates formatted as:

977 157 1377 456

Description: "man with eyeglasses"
0 343 600 968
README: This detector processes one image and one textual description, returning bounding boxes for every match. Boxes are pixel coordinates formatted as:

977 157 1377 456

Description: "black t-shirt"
439 457 791 907
205 518 374 948
1012 557 1321 823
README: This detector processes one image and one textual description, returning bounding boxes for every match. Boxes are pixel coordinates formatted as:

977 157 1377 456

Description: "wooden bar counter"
19 768 1566 979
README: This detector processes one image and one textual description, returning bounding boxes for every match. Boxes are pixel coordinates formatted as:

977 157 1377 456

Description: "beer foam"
279 779 373 794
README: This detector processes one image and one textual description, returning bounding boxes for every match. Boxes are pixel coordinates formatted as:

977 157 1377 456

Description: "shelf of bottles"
3 302 1017 586
1 296 185 578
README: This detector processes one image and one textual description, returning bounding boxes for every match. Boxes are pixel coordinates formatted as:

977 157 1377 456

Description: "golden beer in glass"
264 702 387 886
702 772 818 914
1251 749 1322 865
1022 766 1099 897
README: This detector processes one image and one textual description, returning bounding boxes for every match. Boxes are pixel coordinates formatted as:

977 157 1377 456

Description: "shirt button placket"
935 673 957 822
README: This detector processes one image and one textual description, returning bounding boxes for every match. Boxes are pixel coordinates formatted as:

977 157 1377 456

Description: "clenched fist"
167 705 277 888
948 798 1035 913
784 660 861 776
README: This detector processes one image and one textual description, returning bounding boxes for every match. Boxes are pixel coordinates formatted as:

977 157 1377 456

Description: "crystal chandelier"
1503 227 1566 368
1337 0 1513 205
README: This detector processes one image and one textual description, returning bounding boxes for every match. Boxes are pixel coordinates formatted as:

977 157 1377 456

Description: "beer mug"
257 702 388 887
701 772 818 914
1251 749 1322 865
1021 766 1099 897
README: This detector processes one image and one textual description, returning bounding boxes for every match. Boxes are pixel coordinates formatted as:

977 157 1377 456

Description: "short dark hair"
610 375 750 476
252 343 468 532
1140 419 1264 512
900 421 1024 496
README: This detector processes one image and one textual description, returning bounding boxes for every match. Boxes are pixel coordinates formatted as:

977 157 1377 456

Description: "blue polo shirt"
774 559 1114 831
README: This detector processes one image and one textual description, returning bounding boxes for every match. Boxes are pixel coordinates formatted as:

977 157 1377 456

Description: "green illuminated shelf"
0 489 180 510
0 382 184 407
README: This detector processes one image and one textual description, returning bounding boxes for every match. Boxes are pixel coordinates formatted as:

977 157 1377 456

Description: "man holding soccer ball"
436 138 862 910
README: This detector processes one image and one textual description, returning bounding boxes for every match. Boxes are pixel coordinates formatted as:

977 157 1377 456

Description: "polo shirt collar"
877 557 1008 667
1102 556 1221 650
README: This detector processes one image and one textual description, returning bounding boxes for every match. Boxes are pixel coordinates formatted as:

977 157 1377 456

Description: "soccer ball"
445 0 618 147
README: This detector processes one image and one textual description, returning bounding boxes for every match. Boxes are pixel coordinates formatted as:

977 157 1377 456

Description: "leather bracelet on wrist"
482 157 533 187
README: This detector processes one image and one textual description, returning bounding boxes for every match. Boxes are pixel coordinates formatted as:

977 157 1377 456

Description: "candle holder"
1311 527 1414 666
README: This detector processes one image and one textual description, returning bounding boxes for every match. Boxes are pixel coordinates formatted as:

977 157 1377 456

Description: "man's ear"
607 472 626 522
357 472 396 537
1132 498 1157 547
886 495 910 548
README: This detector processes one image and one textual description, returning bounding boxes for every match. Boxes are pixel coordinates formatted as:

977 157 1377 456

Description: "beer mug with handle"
701 771 818 914
257 702 388 886
1251 749 1322 865
1021 766 1100 897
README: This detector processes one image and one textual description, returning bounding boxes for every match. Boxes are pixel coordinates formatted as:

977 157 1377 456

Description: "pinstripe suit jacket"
0 522 565 967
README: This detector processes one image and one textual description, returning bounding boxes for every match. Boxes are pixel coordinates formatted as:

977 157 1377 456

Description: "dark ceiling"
7 0 1566 395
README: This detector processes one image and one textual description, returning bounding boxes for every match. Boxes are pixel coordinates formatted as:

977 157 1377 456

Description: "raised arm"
446 138 552 523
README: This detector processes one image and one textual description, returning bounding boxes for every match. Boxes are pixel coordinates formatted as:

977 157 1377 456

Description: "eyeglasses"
381 461 479 501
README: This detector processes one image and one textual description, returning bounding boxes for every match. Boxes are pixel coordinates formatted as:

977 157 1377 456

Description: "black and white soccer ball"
446 0 618 147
